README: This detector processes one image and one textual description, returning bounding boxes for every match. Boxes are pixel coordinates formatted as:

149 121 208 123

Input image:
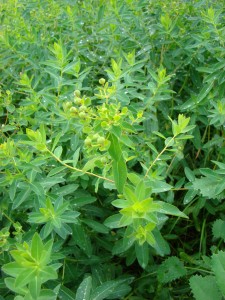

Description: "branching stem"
46 148 114 183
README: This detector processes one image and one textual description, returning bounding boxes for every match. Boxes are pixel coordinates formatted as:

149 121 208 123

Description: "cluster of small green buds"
96 102 131 130
84 133 110 152
0 227 10 251
63 90 92 123
63 101 73 112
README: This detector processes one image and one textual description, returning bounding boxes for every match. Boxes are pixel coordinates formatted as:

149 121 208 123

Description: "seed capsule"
99 78 106 85
74 90 81 97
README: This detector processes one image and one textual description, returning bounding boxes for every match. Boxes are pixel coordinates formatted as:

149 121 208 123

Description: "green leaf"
108 134 122 161
29 276 41 299
75 276 92 300
152 229 170 256
59 285 76 300
193 174 225 199
135 242 149 269
112 156 127 193
26 128 42 143
82 219 109 234
91 280 122 300
72 224 92 256
15 268 36 288
55 184 79 196
47 166 67 177
123 185 137 203
105 283 131 299
197 80 214 104
12 188 31 209
127 173 142 186
183 189 197 205
72 196 96 207
39 289 58 300
39 124 46 144
112 237 135 255
73 147 80 168
51 133 62 152
54 146 63 159
39 176 65 189
212 251 225 296
157 256 187 283
157 202 188 218
104 214 122 228
119 135 135 149
189 275 222 300
184 167 195 182
212 219 225 242
2 262 23 277
4 278 27 295
111 199 127 209
135 180 146 201
149 181 172 193
31 233 44 261
39 266 57 282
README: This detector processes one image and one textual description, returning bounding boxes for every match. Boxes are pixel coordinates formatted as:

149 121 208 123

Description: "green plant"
2 233 60 300
1 0 225 299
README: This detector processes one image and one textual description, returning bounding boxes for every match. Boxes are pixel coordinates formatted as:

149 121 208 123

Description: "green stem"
46 148 114 183
144 135 176 178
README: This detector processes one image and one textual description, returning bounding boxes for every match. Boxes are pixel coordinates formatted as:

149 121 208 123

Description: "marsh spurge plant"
1 99 193 297
2 233 60 300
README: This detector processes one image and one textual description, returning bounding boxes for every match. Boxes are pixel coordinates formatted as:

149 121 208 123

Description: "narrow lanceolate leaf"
91 280 121 300
29 276 41 299
51 133 62 152
54 146 63 159
108 134 122 161
75 276 92 300
31 233 44 261
197 80 214 104
73 147 80 168
12 188 31 209
112 157 127 193
135 180 146 201
15 268 36 288
39 266 57 282
157 202 188 218
59 285 76 300
135 242 149 269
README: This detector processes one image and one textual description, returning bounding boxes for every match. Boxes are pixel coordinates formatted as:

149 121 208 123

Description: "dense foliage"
1 0 225 299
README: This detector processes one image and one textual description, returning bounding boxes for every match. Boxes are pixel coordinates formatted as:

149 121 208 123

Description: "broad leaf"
189 275 222 300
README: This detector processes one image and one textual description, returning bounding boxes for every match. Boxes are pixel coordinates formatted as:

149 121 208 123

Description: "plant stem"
144 136 175 178
46 148 114 183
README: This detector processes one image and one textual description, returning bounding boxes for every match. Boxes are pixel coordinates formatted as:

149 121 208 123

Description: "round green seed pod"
74 98 82 105
97 136 105 144
74 90 81 97
70 107 78 113
79 105 86 112
92 133 100 140
84 137 92 146
114 115 121 122
100 156 107 163
79 111 86 118
99 78 106 85
122 107 128 114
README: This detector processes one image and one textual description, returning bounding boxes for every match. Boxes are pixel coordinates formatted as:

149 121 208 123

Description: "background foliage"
1 0 225 299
